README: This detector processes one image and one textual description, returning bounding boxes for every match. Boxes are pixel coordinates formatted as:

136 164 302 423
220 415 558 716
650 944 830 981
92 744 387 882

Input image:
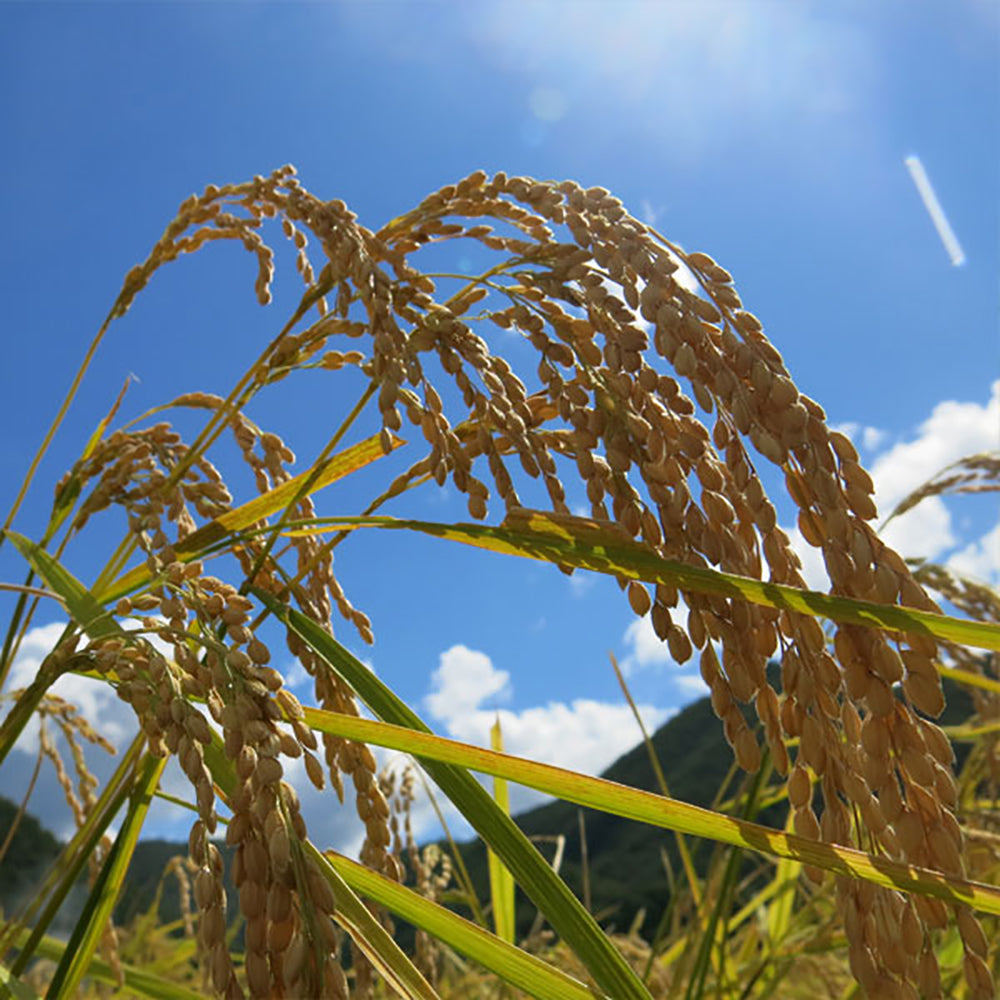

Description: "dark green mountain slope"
0 796 62 916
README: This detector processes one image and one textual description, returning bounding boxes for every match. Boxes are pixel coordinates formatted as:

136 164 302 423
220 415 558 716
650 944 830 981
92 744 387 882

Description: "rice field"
0 167 997 999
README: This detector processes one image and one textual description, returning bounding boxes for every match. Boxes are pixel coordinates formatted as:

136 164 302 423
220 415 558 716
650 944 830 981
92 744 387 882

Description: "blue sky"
1 1 997 849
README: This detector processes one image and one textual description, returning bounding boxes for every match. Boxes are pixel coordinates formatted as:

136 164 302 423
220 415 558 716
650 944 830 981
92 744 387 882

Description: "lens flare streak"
904 155 966 267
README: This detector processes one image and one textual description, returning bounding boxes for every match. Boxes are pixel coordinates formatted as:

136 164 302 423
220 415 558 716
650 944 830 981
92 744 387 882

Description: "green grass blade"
326 849 605 1000
765 809 803 943
611 653 703 911
4 735 145 975
0 963 42 1000
410 767 489 928
11 929 205 1000
936 662 1000 694
304 847 442 1000
5 531 118 639
0 652 66 768
42 375 133 545
684 756 769 1000
255 590 653 1000
1 533 436 994
488 718 516 945
291 514 1000 652
290 706 1000 917
46 752 167 999
0 532 117 767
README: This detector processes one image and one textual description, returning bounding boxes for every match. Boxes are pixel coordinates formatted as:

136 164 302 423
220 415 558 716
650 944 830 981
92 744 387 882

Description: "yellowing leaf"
293 512 1000 652
294 706 1000 917
98 431 403 601
488 718 516 945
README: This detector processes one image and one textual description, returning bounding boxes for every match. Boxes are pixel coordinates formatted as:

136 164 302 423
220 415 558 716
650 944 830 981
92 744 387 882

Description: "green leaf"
46 752 167 999
0 963 42 1000
488 718 516 945
5 531 118 639
289 513 1000 653
11 929 205 1000
0 533 118 768
4 737 145 977
290 705 1000 917
305 847 442 1000
326 850 604 1000
255 590 653 1000
764 838 802 942
45 376 134 542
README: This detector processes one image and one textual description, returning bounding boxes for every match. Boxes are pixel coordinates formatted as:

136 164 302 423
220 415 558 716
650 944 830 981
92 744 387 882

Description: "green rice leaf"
287 513 1000 652
0 963 42 1000
5 531 118 639
0 534 118 767
46 752 168 999
291 706 1000 917
4 736 145 977
255 590 654 1000
45 376 134 541
305 847 443 1000
326 849 605 1000
764 817 802 942
487 718 516 945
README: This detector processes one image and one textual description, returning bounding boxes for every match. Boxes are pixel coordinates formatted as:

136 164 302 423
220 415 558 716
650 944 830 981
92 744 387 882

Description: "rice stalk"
0 166 994 998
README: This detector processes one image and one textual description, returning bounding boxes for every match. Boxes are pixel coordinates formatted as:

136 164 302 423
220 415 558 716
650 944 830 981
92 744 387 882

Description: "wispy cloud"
904 155 966 266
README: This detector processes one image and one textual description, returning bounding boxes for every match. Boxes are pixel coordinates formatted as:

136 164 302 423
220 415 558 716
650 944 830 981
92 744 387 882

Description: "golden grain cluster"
1 166 994 999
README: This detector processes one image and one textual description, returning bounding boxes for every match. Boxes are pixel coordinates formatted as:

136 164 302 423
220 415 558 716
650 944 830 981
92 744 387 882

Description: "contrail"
904 155 966 266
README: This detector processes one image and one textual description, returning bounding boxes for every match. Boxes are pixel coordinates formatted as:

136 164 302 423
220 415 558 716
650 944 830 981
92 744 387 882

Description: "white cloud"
618 614 717 705
870 381 999 562
871 383 999 512
1 622 138 839
568 571 597 598
420 644 671 826
425 645 511 722
947 522 1000 586
831 420 860 440
4 622 137 756
880 496 955 564
283 657 311 692
830 421 887 454
675 673 710 697
862 426 887 452
621 615 674 674
3 622 67 690
782 523 832 593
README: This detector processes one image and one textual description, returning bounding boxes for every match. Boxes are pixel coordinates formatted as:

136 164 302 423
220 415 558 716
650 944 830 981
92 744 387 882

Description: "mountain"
0 796 62 918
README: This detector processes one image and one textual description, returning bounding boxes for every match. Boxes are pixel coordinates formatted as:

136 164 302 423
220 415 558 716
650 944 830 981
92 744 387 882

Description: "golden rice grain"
56 166 986 1000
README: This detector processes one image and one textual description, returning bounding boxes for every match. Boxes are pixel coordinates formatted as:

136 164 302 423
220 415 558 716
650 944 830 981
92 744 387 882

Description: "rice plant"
0 166 997 999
